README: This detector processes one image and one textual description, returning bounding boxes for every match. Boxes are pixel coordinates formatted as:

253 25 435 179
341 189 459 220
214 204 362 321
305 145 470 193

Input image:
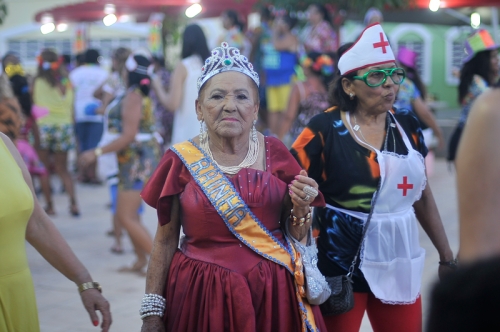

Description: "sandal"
110 245 124 254
118 261 147 275
69 197 80 217
44 202 56 216
70 204 80 217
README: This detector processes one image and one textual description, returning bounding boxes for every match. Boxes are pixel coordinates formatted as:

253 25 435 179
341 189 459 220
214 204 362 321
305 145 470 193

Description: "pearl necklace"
200 132 259 175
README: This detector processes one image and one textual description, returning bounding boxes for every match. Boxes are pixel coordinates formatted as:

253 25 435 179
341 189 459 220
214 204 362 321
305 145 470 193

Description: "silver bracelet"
140 293 166 319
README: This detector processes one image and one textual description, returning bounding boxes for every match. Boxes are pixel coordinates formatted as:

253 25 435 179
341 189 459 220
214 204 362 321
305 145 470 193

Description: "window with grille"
7 37 147 63
86 37 147 57
7 39 73 63
445 26 472 86
396 41 425 79
388 24 432 86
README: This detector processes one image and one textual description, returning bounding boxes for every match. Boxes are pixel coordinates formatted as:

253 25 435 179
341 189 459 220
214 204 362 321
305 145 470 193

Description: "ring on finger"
302 194 311 201
303 185 318 198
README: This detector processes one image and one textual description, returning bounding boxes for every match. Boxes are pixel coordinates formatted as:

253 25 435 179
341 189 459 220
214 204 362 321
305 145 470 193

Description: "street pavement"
28 157 459 332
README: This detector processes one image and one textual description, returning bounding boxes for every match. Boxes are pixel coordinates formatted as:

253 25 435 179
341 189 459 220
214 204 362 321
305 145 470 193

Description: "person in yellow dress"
0 132 112 331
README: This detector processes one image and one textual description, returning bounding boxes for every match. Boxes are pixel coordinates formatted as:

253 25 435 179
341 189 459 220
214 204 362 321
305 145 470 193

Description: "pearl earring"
252 120 257 142
349 93 354 100
199 120 206 143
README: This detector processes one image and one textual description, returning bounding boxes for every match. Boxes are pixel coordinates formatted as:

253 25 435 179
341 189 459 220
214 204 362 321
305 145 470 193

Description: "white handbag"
285 222 331 305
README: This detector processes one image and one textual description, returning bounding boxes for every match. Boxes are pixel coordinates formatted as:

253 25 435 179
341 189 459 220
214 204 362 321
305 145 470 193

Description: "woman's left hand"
79 150 97 168
80 289 112 332
289 170 319 212
438 259 458 281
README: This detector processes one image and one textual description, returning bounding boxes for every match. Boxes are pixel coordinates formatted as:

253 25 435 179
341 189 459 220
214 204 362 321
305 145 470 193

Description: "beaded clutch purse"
284 222 331 305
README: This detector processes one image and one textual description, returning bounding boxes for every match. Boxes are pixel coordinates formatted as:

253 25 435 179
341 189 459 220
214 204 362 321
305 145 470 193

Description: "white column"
492 7 499 43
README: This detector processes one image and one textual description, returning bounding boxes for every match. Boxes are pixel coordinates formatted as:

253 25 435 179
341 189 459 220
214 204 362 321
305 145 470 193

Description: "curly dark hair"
10 75 32 116
458 50 495 104
328 42 357 111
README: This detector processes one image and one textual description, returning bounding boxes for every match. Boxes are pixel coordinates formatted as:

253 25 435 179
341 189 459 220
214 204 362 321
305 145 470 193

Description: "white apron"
328 111 427 304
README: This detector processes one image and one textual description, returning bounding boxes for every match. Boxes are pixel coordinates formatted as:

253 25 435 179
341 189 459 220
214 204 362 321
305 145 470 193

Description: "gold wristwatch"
94 147 103 157
78 281 102 293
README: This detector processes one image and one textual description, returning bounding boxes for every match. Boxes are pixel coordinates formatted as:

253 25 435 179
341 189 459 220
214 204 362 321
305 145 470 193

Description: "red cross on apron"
373 32 389 54
397 176 414 196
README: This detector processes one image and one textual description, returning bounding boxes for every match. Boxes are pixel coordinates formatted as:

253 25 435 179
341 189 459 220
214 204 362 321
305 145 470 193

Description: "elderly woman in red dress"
139 42 328 332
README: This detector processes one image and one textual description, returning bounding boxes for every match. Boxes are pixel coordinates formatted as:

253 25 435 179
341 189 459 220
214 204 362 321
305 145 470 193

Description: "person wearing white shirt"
70 49 109 183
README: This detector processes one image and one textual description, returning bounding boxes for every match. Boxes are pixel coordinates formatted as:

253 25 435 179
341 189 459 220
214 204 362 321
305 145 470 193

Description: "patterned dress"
107 87 160 190
149 68 172 147
16 116 47 176
289 82 329 142
301 21 337 54
459 74 489 125
219 27 252 58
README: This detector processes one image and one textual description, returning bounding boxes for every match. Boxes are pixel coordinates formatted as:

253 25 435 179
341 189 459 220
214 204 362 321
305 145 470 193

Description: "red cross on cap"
337 23 395 75
373 32 389 54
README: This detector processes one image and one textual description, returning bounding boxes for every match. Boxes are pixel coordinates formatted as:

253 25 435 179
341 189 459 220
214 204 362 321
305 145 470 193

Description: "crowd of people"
1 3 500 332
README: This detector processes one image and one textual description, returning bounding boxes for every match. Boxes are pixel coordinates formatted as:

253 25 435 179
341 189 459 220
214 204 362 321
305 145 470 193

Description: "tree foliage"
0 0 7 26
257 0 411 15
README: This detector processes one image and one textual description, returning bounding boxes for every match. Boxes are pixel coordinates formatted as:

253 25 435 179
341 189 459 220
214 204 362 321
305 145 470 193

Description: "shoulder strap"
347 178 382 277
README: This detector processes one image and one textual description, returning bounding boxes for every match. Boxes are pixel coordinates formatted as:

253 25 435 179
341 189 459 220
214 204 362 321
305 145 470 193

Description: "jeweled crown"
197 42 260 92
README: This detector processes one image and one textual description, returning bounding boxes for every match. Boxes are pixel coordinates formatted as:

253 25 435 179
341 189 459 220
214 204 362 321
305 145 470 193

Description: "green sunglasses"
353 67 406 87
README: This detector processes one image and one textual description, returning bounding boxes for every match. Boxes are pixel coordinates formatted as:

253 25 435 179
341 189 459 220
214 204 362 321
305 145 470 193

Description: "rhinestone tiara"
197 41 260 92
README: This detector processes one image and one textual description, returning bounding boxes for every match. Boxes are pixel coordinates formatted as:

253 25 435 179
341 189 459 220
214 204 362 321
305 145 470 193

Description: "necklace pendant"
353 124 360 131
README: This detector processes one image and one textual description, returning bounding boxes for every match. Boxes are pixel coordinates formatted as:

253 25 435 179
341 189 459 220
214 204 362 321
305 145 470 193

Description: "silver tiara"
197 41 260 92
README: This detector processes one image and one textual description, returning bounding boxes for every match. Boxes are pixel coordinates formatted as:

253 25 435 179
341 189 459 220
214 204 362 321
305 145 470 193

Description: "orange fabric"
412 133 419 146
366 151 380 179
291 127 316 172
319 132 327 181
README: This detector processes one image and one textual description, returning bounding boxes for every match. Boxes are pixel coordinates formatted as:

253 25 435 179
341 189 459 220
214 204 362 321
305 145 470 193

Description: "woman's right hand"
141 316 165 332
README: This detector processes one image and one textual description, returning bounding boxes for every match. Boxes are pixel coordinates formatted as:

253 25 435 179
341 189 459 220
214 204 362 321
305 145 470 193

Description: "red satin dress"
142 137 327 332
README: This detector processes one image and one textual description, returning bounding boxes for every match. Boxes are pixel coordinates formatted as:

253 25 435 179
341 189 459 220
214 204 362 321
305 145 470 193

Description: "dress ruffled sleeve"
141 149 191 226
268 137 325 207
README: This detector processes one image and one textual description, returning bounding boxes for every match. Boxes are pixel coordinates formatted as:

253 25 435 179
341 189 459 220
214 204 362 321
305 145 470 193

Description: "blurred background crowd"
0 0 498 252
0 0 498 256
0 0 499 330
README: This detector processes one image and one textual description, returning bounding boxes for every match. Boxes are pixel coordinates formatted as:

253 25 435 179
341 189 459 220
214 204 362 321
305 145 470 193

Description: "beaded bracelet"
290 207 312 226
140 311 165 320
439 258 459 270
140 293 166 320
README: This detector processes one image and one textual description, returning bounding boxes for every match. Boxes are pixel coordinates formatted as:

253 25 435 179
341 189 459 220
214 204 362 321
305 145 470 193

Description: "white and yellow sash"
171 140 318 332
